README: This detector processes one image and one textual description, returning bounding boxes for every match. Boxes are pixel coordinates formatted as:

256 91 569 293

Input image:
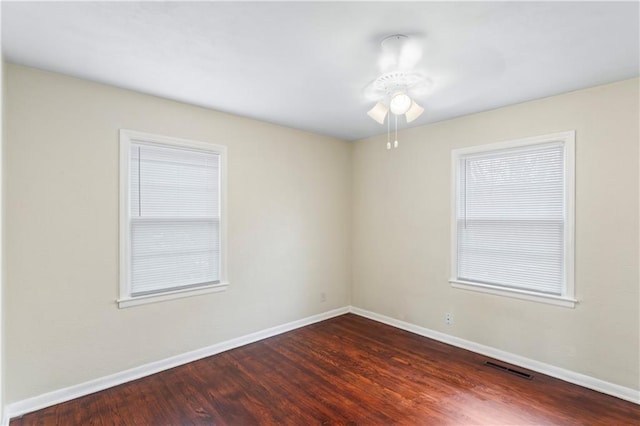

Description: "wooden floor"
12 314 640 425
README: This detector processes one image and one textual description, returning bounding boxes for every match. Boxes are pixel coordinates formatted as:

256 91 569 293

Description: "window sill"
449 279 576 308
117 282 229 308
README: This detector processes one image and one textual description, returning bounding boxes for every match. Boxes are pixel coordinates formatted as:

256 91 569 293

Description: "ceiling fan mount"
380 34 409 49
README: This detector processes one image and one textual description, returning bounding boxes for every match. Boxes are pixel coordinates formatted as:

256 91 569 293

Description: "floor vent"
484 361 533 380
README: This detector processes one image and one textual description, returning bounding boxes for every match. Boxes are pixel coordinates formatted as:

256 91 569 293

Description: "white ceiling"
2 2 638 141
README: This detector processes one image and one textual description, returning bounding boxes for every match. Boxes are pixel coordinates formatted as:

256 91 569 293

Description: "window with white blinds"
119 130 227 308
450 131 575 307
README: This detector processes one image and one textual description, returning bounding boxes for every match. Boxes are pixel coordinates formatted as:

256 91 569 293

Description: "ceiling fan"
364 34 432 149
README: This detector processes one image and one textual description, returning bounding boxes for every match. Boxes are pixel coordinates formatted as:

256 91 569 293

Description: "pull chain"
394 115 399 148
386 112 391 150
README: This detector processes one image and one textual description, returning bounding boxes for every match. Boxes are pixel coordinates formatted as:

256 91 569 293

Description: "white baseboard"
349 306 640 405
3 306 350 422
5 304 638 424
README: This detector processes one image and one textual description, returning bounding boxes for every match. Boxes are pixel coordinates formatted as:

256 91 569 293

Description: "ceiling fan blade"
377 34 406 72
378 35 424 73
397 38 423 71
420 45 506 108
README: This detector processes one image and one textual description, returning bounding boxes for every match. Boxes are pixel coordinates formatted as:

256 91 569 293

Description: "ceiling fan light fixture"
405 100 424 123
364 34 431 148
389 92 412 115
367 101 389 124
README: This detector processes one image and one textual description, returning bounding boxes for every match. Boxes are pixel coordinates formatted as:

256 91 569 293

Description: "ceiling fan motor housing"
372 71 429 97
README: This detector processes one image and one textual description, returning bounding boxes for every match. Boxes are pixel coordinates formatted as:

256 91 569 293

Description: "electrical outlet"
320 292 327 303
445 312 453 325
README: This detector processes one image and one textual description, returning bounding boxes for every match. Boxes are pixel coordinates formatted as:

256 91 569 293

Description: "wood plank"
11 314 640 425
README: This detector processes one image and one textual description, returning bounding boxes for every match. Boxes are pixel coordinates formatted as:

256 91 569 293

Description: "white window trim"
449 131 576 308
118 129 229 308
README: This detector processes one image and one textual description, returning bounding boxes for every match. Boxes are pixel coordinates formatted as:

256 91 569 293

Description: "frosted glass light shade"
405 100 424 123
390 92 412 115
367 101 389 124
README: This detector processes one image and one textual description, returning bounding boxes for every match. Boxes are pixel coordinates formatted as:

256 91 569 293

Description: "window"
119 130 228 308
450 131 575 307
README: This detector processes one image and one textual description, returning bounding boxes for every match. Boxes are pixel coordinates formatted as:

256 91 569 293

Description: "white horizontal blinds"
457 142 565 295
131 144 219 217
130 143 221 296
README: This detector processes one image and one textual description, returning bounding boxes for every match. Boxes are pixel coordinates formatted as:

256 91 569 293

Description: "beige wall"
352 78 639 390
4 64 351 403
4 62 639 405
1 49 5 420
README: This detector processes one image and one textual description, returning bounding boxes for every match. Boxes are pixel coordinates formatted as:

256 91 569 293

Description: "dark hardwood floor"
11 314 640 425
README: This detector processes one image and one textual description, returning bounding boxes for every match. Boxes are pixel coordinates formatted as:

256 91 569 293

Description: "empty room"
1 1 639 424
